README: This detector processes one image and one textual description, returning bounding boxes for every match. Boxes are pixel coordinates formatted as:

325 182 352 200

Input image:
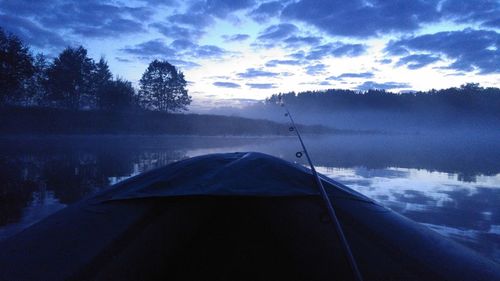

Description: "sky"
0 0 499 110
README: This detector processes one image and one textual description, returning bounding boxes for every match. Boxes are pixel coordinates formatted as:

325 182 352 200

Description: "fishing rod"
280 98 364 281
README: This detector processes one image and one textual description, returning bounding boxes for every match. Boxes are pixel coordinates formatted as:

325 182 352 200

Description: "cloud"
306 42 367 60
150 23 205 41
378 58 393 64
246 83 277 89
121 39 176 57
115 57 133 63
283 35 322 47
70 18 146 38
168 59 201 69
305 63 327 75
396 54 441 69
189 0 256 19
249 1 284 21
356 81 411 91
168 12 215 29
282 0 440 38
192 45 227 58
265 59 302 67
170 39 197 50
386 29 500 74
482 17 500 28
121 38 227 63
2 1 152 39
257 23 298 40
0 14 67 48
237 68 279 78
440 0 500 28
213 82 241 88
327 72 374 80
222 34 250 42
289 50 306 59
138 0 177 6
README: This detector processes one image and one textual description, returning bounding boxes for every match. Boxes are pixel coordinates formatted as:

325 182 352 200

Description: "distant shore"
0 107 368 136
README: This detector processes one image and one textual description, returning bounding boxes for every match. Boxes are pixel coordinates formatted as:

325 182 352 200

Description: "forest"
0 27 190 112
244 83 500 132
266 84 500 117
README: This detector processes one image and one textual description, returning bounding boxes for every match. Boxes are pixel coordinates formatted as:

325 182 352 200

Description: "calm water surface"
0 134 499 263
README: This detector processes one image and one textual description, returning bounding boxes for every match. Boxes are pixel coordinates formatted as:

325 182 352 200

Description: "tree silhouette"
138 60 191 112
100 78 136 111
46 46 95 110
92 57 113 109
25 53 50 106
0 28 34 105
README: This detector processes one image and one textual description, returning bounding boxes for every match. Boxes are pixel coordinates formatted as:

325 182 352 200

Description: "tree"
93 57 112 109
100 78 136 111
0 27 34 105
24 53 50 106
138 60 191 112
46 46 95 110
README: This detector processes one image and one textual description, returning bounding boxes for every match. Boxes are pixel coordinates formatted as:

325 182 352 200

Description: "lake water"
0 134 499 263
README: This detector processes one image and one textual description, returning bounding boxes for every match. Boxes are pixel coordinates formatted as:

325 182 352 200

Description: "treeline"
267 83 500 117
0 27 190 112
0 107 334 135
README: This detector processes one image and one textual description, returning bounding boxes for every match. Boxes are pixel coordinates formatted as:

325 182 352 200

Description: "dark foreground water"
0 134 499 263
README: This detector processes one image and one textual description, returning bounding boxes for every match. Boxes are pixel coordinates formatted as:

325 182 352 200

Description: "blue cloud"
378 58 393 64
0 0 150 41
70 18 146 38
288 50 306 59
441 0 499 28
356 81 411 91
192 45 227 58
246 83 277 89
282 0 440 38
386 29 500 73
138 0 177 6
306 42 367 60
213 82 241 88
237 68 279 78
121 39 175 56
284 35 321 47
168 59 201 69
168 12 215 29
0 14 67 48
265 59 302 67
119 40 200 68
189 0 256 18
327 72 375 80
249 1 284 21
396 54 441 69
121 38 228 62
482 17 500 28
305 63 327 75
257 23 298 40
150 23 204 41
222 34 250 42
170 39 197 49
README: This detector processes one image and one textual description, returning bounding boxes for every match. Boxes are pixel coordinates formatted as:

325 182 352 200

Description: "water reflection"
0 135 499 263
317 166 500 263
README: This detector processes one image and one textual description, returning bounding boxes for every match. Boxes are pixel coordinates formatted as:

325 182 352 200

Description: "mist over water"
0 134 499 263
